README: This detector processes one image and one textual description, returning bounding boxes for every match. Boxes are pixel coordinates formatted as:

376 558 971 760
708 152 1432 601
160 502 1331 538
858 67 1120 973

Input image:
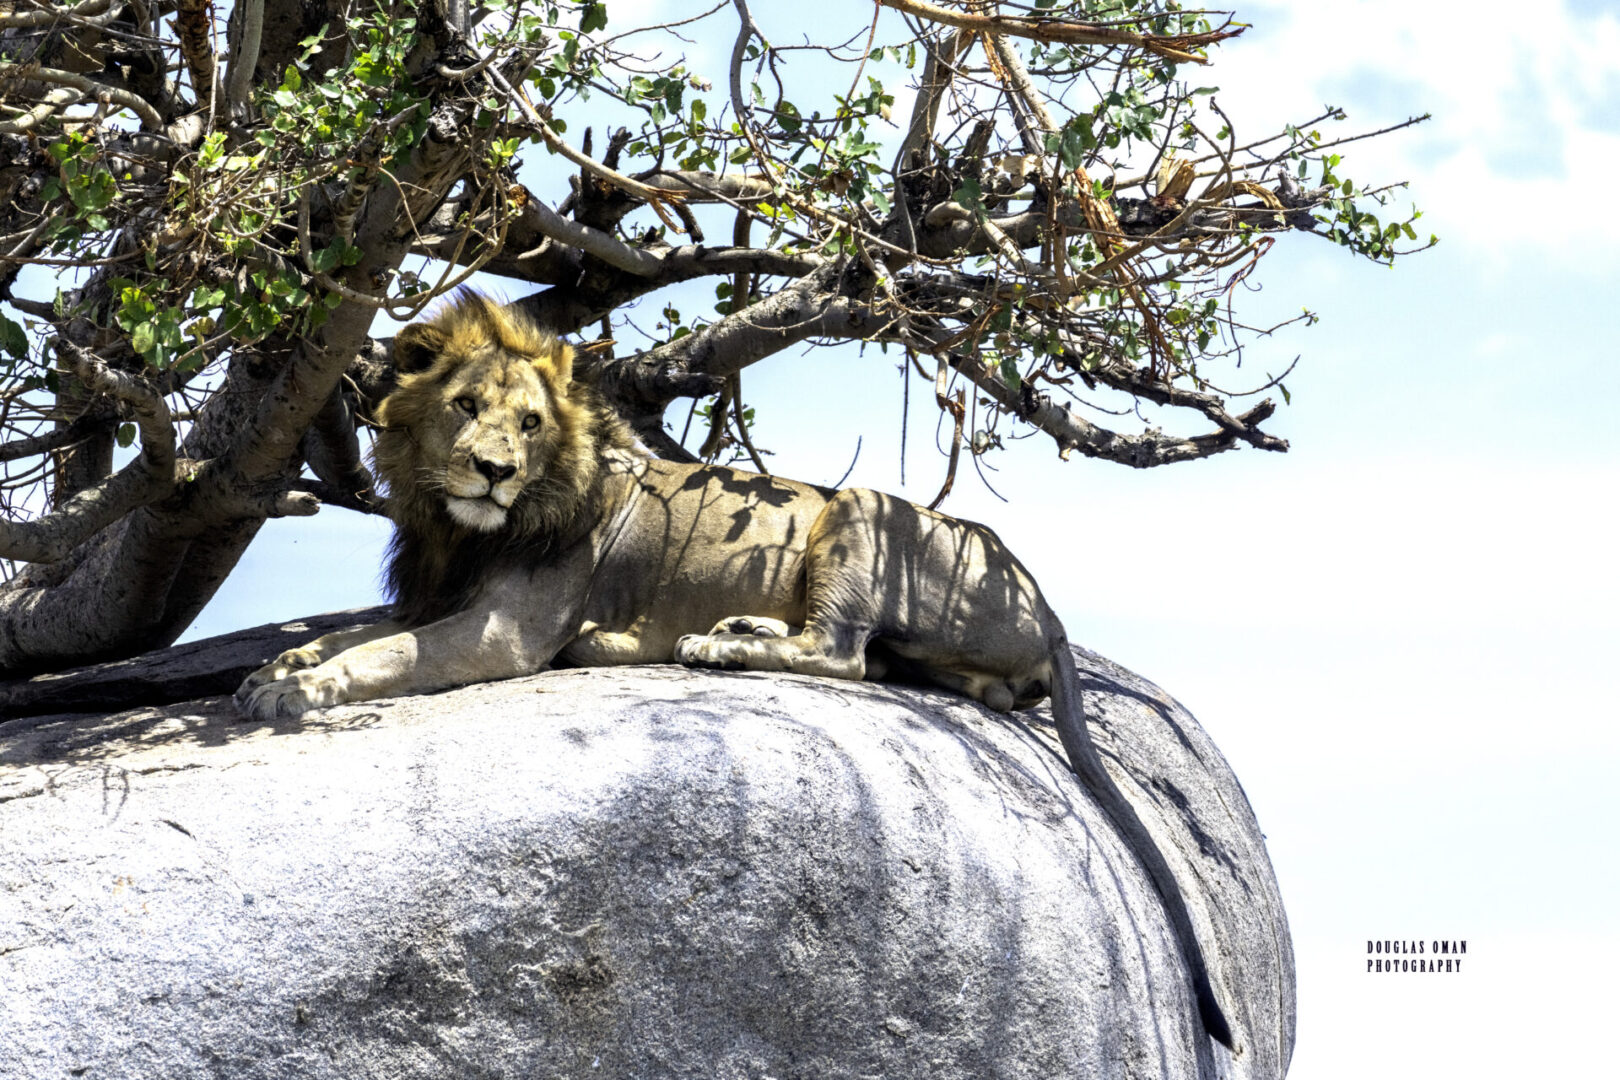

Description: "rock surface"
0 624 1293 1080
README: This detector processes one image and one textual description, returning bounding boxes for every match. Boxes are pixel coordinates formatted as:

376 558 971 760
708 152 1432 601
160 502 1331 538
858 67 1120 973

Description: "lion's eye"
454 396 477 417
522 413 541 431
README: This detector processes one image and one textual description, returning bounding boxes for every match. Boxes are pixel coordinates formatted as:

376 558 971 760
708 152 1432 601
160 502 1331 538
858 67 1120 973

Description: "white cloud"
1212 2 1620 264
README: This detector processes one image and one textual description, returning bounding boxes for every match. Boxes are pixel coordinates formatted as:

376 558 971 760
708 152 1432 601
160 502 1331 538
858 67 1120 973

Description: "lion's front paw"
236 647 323 699
234 668 346 721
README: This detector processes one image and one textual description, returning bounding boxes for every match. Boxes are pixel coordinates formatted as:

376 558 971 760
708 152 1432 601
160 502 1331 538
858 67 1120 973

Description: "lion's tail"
1048 639 1237 1052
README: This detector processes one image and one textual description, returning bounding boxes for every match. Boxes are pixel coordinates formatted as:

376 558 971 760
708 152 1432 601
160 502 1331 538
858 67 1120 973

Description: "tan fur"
235 292 1236 1049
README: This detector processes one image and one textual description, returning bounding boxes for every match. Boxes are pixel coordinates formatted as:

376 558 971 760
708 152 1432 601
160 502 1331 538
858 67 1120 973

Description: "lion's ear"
394 324 447 374
539 341 574 385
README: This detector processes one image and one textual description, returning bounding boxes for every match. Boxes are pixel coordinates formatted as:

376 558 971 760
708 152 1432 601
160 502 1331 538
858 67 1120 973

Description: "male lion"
235 292 1235 1049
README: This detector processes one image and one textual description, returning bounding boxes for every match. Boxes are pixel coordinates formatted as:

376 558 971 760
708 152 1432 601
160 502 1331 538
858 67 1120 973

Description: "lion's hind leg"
676 488 887 683
674 621 866 681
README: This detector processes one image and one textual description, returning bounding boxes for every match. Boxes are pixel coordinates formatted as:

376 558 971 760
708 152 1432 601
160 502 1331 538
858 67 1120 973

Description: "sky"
175 2 1620 1075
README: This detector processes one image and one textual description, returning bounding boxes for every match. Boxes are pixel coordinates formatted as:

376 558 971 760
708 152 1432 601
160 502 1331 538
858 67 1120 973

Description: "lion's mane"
371 293 635 626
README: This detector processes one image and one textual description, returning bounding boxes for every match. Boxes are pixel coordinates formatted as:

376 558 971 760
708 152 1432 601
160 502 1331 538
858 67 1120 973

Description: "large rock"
0 628 1293 1079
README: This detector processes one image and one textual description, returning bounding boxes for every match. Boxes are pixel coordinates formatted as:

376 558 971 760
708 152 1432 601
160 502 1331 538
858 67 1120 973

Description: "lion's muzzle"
473 455 517 484
445 436 527 531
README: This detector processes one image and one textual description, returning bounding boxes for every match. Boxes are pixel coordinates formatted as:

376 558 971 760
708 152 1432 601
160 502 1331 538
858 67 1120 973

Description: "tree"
0 0 1427 677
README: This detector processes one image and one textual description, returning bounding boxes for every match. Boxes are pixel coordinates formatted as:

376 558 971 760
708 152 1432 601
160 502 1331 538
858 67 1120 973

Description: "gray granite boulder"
0 627 1293 1080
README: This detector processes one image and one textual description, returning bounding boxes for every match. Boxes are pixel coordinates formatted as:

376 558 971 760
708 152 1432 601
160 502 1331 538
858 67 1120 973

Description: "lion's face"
425 354 556 531
376 295 582 535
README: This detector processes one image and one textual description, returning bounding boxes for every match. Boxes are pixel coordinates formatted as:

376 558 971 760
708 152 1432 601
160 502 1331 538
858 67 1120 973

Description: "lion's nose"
473 456 517 484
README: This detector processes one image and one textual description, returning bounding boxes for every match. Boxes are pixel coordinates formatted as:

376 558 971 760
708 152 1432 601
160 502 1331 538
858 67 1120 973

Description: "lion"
234 292 1236 1049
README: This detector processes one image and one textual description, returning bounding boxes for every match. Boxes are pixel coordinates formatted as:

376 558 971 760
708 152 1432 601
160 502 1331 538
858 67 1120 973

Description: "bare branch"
906 28 976 159
521 195 665 276
620 261 852 388
301 386 379 512
514 244 826 333
0 410 114 465
226 0 267 118
786 287 1290 468
942 337 1283 467
876 0 1243 64
0 62 164 130
0 84 82 136
0 0 117 29
638 171 776 202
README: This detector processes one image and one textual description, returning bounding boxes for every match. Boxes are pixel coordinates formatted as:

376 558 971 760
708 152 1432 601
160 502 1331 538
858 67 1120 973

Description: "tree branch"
225 0 266 117
520 195 665 276
636 171 776 202
0 62 164 130
716 277 1289 468
953 348 1285 466
0 351 175 564
300 385 379 512
174 0 218 105
0 0 117 29
0 409 114 465
609 261 852 393
875 0 1243 64
514 244 825 333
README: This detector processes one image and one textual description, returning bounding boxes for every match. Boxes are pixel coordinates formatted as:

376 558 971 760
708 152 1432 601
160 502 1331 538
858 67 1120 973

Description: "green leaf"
0 315 28 360
999 356 1021 390
298 25 329 60
951 178 986 221
68 170 114 211
116 423 137 448
1057 117 1092 169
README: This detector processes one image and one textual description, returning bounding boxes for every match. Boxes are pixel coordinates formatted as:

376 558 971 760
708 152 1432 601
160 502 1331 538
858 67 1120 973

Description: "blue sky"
181 3 1619 1074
